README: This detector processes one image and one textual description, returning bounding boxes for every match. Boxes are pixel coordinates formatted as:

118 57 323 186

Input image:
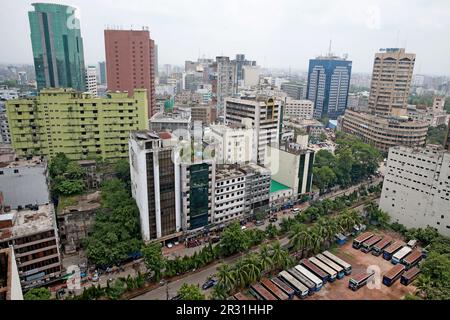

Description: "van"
292 208 301 213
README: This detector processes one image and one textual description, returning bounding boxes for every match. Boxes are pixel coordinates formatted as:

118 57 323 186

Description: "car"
202 279 217 290
167 243 173 248
241 226 247 230
292 208 301 213
255 220 264 226
174 241 179 246
92 274 99 282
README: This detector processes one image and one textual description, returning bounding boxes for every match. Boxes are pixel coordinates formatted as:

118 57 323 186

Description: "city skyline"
0 0 449 75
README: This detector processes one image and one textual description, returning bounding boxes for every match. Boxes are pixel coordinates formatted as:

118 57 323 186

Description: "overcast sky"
1 0 450 75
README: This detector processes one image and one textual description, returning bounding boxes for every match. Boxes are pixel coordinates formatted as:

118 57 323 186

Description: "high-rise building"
368 48 415 117
234 54 256 83
98 61 107 85
6 88 148 160
242 65 261 87
225 96 281 165
105 29 156 117
306 55 352 119
28 3 86 92
284 99 314 120
216 56 237 113
0 247 23 300
18 72 28 86
380 145 450 236
129 131 182 242
0 108 11 144
85 66 98 96
153 44 159 77
281 82 307 100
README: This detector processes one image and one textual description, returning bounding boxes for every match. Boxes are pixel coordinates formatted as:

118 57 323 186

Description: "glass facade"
188 163 210 230
29 3 86 92
307 58 352 119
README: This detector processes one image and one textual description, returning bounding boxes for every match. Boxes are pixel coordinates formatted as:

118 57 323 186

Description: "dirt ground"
309 229 417 300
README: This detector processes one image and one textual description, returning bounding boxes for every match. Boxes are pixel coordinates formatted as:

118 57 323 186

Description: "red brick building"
104 29 156 118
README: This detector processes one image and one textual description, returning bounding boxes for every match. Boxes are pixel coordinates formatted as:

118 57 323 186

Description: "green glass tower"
29 3 86 92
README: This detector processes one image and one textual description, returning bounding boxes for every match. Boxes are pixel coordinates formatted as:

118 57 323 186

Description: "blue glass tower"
306 56 352 119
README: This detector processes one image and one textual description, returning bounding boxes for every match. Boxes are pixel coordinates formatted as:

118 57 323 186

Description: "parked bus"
382 264 405 287
348 271 375 291
392 246 412 265
361 235 383 253
249 283 277 301
288 268 316 295
322 251 352 275
300 259 329 283
400 267 421 286
278 271 309 299
295 265 323 291
352 232 374 249
260 278 289 300
383 241 405 260
401 250 423 269
309 257 337 282
233 292 256 300
372 237 392 256
316 254 345 279
271 277 295 300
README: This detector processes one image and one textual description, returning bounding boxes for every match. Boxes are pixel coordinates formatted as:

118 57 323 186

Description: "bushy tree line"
313 133 381 193
49 153 86 196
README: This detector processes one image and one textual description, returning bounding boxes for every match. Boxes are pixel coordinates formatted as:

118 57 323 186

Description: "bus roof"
271 277 295 296
402 250 422 264
393 246 412 260
288 268 315 289
250 283 277 300
402 267 421 280
316 253 344 272
322 251 351 269
351 271 375 283
300 259 329 278
362 235 383 247
295 265 323 285
373 237 392 250
279 271 309 293
354 232 374 242
261 278 289 300
384 264 405 279
309 257 338 277
384 241 405 254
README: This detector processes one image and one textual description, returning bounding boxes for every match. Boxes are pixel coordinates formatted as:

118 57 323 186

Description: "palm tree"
270 241 294 270
309 227 323 255
258 245 274 273
415 275 433 299
316 217 338 249
216 264 236 292
288 224 312 257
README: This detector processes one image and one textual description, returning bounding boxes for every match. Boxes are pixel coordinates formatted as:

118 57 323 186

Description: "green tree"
65 161 85 180
265 223 279 239
115 159 131 188
177 283 205 300
53 179 85 196
216 264 236 292
24 287 52 300
219 222 250 256
426 124 448 146
49 153 70 178
142 242 166 282
313 166 336 194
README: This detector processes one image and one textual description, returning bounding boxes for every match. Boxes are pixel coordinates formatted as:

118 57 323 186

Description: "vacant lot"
309 229 417 300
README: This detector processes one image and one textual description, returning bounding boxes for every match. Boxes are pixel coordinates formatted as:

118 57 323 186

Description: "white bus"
392 246 412 265
316 254 345 279
309 257 337 282
295 265 323 291
322 251 352 275
278 271 309 299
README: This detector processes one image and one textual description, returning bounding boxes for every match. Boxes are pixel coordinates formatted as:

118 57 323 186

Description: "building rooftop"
150 112 191 123
270 180 291 193
216 165 245 181
0 156 45 169
239 163 271 175
0 203 55 241
58 191 101 215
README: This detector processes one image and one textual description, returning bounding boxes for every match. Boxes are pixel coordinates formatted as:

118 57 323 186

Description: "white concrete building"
216 56 237 113
205 123 255 165
239 163 271 215
242 65 261 88
380 145 450 236
149 112 191 138
0 157 50 209
85 66 98 97
284 98 314 120
213 166 246 224
129 131 182 242
225 96 281 165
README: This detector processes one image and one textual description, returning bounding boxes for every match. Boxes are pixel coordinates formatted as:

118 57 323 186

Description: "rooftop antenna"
328 40 332 57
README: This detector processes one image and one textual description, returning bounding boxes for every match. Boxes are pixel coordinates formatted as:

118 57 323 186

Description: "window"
14 169 19 174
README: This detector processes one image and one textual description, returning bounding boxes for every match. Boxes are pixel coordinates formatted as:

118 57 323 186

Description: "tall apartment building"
213 166 246 224
225 96 281 165
306 55 352 119
0 247 23 300
242 65 261 87
190 105 216 126
0 203 62 289
216 56 237 113
28 3 86 92
239 163 271 216
368 48 415 116
341 110 428 153
85 66 98 97
6 88 148 160
105 29 156 117
281 82 307 100
284 99 314 120
129 131 182 243
268 142 315 197
380 145 450 236
180 160 215 231
0 109 11 144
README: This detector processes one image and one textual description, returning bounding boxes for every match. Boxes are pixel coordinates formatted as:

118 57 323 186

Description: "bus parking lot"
310 230 417 300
